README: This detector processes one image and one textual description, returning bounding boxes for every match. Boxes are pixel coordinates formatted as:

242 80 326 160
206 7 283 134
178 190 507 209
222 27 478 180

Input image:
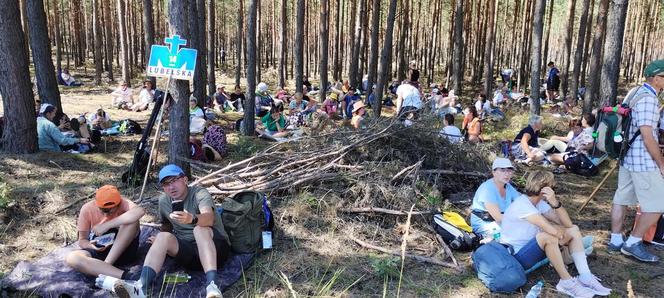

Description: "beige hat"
352 101 365 113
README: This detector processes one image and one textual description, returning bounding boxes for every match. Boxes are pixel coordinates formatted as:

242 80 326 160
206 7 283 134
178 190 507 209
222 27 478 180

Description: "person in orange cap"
65 185 145 282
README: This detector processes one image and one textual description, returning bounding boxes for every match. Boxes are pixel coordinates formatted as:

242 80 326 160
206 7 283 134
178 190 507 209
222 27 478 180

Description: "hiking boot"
579 274 612 296
556 278 595 298
206 281 223 298
113 280 146 298
621 241 660 262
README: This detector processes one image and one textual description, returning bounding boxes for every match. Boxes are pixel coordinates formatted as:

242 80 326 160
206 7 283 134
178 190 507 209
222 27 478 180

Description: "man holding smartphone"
65 185 144 281
110 164 229 298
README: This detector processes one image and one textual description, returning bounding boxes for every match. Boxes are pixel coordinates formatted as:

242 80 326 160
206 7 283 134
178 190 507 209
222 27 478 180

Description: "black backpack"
564 151 599 177
432 213 481 251
119 119 142 135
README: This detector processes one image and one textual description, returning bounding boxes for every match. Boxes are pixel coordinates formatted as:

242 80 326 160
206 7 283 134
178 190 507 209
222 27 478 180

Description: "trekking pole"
138 75 172 202
579 163 618 212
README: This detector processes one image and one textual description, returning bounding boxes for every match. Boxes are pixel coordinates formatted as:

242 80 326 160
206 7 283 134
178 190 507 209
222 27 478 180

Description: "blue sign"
147 35 198 81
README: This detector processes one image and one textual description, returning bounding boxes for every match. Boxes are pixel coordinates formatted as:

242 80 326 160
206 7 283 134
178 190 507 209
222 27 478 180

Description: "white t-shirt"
500 195 552 253
396 83 422 109
493 91 505 106
138 89 155 104
440 125 462 143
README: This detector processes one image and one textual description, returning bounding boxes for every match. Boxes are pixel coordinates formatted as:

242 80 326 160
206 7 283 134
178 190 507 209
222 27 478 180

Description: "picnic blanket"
1 226 254 297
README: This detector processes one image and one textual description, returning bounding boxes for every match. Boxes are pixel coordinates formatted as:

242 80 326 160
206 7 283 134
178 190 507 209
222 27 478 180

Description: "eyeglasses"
161 176 183 188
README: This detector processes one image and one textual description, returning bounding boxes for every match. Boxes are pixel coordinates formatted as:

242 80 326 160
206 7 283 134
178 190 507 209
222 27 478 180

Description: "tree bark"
294 0 305 93
569 0 591 102
143 0 156 86
167 0 191 175
396 0 409 82
235 0 243 87
53 0 62 73
92 0 103 85
103 0 114 81
0 0 38 153
584 0 609 113
366 0 379 95
19 0 30 57
243 0 257 135
529 0 546 115
451 0 464 96
207 0 215 95
319 0 329 102
560 0 577 99
373 0 397 116
188 1 203 105
348 0 364 88
27 0 63 116
279 0 287 88
116 0 130 85
600 0 629 106
482 0 496 98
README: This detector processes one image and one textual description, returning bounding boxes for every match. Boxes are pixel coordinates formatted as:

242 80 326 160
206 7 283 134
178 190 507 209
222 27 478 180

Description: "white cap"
492 158 514 170
257 82 268 93
39 103 54 114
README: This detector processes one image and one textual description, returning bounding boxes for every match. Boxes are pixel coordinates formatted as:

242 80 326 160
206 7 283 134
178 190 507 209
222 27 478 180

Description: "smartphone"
94 233 116 247
172 200 184 212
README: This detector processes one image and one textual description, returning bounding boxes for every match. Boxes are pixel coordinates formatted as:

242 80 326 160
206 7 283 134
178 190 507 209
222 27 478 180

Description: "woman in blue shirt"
470 158 521 239
37 104 89 152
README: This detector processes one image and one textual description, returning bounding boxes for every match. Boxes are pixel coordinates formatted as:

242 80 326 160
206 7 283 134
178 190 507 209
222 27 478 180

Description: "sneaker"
621 241 660 262
113 280 146 298
95 274 119 291
607 241 623 253
206 281 223 298
579 274 611 296
556 278 595 298
646 238 664 248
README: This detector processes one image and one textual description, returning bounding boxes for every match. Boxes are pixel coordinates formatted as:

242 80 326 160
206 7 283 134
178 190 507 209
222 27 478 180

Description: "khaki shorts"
613 166 664 212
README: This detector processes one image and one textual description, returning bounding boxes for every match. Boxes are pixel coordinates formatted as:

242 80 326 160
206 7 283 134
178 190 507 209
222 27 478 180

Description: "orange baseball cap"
95 185 122 208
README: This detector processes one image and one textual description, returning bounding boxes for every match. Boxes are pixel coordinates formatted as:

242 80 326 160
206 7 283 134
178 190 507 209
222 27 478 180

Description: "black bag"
120 119 142 135
221 191 275 253
432 213 481 251
564 151 599 177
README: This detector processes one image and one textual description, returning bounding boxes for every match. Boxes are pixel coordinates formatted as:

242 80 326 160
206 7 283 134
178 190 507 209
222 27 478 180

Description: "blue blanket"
1 226 254 297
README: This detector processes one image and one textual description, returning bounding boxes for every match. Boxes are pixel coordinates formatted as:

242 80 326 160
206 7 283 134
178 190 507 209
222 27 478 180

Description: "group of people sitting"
110 80 155 112
65 164 227 297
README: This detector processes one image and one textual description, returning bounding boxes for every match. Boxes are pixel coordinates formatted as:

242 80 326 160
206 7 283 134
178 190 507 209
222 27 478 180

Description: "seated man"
130 81 154 112
439 113 462 143
512 114 546 163
469 158 520 238
65 185 144 280
60 68 83 86
109 165 229 298
228 85 246 112
111 81 134 110
213 85 230 113
341 88 361 121
501 171 610 297
90 108 112 130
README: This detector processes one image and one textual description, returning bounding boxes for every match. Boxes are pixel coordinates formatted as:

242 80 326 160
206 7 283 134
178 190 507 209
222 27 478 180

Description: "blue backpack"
472 242 526 293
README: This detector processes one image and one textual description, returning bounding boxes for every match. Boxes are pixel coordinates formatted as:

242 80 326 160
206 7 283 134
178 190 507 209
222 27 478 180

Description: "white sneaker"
113 280 146 298
206 281 223 298
556 278 595 298
579 274 611 296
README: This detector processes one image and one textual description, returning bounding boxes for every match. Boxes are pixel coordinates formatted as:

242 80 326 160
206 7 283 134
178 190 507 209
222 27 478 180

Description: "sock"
205 270 217 285
610 233 624 246
572 251 591 278
139 266 157 293
121 270 130 280
625 236 642 247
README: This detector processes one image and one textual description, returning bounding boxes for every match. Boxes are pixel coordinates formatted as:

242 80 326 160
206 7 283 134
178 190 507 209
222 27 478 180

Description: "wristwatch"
551 200 562 209
191 215 198 225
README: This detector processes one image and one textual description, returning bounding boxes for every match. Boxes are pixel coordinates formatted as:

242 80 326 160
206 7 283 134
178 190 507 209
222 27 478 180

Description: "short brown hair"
524 170 556 196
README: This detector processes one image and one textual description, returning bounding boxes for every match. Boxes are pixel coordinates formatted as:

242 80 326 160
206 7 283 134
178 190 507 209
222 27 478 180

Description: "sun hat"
95 185 122 208
158 164 185 183
39 103 54 114
352 101 365 113
492 158 515 170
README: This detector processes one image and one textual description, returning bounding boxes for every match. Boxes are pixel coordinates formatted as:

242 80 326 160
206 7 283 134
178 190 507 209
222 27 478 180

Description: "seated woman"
288 92 308 127
37 104 89 152
255 82 273 117
110 81 133 110
351 101 367 130
462 106 482 143
549 113 596 166
213 85 230 113
539 118 583 153
501 170 610 297
228 85 245 112
89 108 112 130
261 103 288 138
60 69 82 86
470 158 520 239
322 93 340 119
512 115 545 163
130 80 154 112
189 96 206 134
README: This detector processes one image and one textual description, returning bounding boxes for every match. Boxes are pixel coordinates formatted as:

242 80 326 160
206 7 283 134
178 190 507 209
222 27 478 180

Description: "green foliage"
369 255 400 279
231 135 260 159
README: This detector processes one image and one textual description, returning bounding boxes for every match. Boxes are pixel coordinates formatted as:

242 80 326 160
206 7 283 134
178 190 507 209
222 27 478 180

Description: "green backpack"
220 190 274 253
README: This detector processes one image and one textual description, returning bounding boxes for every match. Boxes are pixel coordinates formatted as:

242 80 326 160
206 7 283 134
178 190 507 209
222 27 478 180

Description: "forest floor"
1 67 663 297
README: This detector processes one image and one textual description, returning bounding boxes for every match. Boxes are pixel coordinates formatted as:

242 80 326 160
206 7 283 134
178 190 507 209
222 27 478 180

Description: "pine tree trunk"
167 0 191 175
569 0 590 102
144 0 155 86
542 0 553 68
373 0 397 117
600 0 628 106
0 0 38 153
396 0 409 82
207 0 215 95
197 0 206 94
243 0 257 135
53 0 62 72
92 0 103 85
319 0 329 102
333 0 342 81
27 0 63 115
483 0 496 98
348 0 363 88
234 0 243 87
116 0 130 85
580 0 595 84
560 0 577 99
529 0 546 115
451 0 464 96
188 1 202 104
584 0 609 113
20 0 30 57
366 0 380 94
294 0 304 93
103 0 114 81
279 0 287 88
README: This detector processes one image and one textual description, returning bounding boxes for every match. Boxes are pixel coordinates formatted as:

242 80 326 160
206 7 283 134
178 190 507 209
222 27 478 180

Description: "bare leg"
536 232 572 280
193 226 218 272
610 204 627 234
65 250 124 278
550 153 565 165
143 232 179 273
561 225 585 253
105 222 140 264
632 212 662 238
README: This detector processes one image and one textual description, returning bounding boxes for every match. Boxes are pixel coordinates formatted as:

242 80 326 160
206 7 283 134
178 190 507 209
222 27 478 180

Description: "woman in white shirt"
131 80 154 112
111 81 133 110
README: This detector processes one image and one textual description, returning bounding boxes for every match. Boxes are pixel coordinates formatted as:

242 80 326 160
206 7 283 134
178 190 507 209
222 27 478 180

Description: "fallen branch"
419 169 490 178
53 192 95 214
435 234 459 267
349 235 460 271
339 207 435 216
391 160 423 184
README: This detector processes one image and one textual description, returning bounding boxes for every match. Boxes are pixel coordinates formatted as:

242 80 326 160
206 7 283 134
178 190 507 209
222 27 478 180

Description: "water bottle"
525 280 544 298
163 272 191 284
492 227 501 241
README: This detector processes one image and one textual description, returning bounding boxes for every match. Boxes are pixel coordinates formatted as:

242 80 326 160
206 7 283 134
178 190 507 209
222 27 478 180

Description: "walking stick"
579 163 618 212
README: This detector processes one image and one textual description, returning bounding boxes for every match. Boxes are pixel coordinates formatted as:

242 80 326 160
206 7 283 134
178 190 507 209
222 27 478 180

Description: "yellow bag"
442 211 472 233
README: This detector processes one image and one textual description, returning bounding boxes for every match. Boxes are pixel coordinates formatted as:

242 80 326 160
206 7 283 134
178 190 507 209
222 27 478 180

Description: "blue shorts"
513 238 546 270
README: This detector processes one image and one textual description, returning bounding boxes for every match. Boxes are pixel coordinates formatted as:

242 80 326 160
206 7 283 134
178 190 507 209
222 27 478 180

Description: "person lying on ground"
512 114 546 164
351 101 367 130
470 158 520 239
439 113 462 143
131 80 154 112
255 82 274 118
229 85 245 112
213 85 229 113
107 165 229 298
395 70 423 123
65 185 144 282
342 88 361 120
549 114 596 166
89 108 112 130
462 106 482 144
539 117 583 153
261 102 289 138
500 170 611 297
37 104 89 152
111 81 134 110
61 68 83 86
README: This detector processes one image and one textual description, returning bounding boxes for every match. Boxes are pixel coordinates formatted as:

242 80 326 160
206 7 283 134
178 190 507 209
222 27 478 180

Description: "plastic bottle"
163 272 191 284
492 227 501 241
525 280 544 298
